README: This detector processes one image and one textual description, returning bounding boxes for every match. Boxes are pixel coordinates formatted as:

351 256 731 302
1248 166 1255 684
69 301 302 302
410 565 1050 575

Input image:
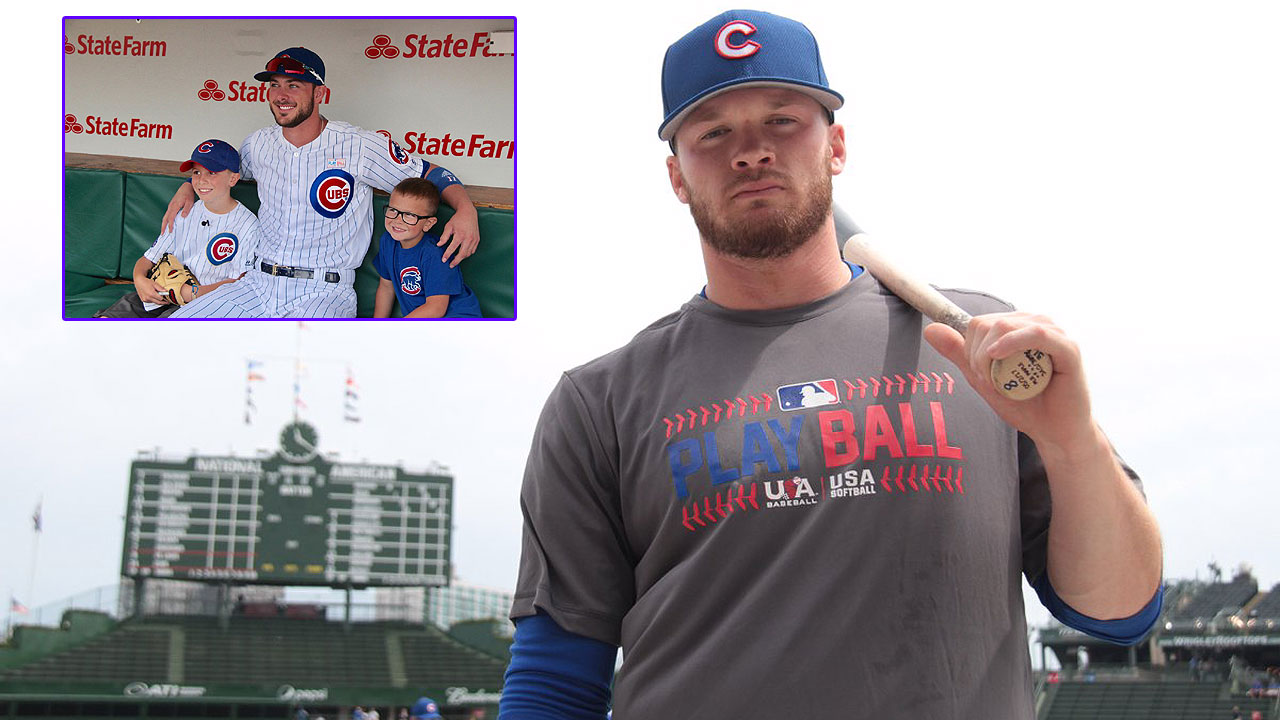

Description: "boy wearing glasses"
373 178 482 318
95 139 258 318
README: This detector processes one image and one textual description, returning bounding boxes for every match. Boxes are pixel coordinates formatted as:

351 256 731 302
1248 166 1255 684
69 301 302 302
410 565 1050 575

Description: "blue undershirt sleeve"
1032 572 1162 646
498 612 617 720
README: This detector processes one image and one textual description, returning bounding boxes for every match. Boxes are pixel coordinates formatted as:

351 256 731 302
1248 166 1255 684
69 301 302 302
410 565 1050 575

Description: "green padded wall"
64 168 124 278
66 167 513 319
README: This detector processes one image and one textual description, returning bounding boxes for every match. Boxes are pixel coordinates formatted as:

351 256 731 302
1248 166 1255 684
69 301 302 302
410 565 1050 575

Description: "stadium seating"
1171 575 1259 621
0 614 506 693
1044 680 1275 720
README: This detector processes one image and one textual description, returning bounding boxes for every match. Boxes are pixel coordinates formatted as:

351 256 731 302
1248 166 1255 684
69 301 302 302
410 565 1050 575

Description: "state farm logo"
196 79 330 104
198 80 226 101
363 32 511 59
365 35 400 59
65 33 167 57
64 113 172 140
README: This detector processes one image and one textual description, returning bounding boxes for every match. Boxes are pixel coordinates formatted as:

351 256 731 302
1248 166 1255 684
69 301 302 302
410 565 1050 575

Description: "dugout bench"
63 157 515 319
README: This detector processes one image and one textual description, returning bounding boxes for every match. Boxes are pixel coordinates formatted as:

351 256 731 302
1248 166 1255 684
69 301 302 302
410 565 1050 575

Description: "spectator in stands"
353 706 366 720
409 697 442 720
1250 711 1262 720
1231 706 1242 720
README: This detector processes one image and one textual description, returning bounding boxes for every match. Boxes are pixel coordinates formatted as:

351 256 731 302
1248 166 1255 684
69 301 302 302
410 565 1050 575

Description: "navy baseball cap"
254 47 326 85
180 139 240 173
409 697 441 719
659 10 843 141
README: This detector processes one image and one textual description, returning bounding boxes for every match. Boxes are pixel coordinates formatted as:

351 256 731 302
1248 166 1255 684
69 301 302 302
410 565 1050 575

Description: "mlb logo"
777 379 840 411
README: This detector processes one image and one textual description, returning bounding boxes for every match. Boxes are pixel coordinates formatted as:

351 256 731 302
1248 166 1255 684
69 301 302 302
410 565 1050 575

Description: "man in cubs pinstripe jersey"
166 47 480 318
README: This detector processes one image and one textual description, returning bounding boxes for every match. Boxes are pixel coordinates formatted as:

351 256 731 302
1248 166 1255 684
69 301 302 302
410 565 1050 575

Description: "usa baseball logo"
388 138 411 165
309 169 355 219
399 266 422 295
206 233 239 265
715 20 760 59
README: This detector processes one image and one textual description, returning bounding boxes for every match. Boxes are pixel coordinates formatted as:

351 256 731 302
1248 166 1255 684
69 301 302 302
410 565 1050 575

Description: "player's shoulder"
563 304 694 387
934 286 1018 315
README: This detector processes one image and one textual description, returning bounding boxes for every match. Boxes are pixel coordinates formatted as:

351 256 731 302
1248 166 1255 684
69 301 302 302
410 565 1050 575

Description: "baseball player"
95 139 259 318
498 10 1163 720
164 47 480 318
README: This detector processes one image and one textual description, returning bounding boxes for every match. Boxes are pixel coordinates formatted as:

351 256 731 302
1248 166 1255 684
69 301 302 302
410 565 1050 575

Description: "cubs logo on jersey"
399 266 422 295
206 233 239 265
309 169 355 219
388 138 411 165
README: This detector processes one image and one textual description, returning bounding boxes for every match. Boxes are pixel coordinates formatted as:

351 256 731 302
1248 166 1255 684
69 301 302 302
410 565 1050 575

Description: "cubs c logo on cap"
207 233 239 265
310 169 355 219
197 141 216 154
399 266 422 295
715 20 760 59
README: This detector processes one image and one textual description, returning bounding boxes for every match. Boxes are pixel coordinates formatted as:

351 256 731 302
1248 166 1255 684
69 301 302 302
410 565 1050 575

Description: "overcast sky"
6 1 1279 660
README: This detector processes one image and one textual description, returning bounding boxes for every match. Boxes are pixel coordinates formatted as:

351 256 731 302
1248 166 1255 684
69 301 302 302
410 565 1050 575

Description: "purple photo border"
62 15 517 322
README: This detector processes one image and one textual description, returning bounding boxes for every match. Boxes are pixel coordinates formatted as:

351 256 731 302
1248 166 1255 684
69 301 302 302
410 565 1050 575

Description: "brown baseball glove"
148 253 200 305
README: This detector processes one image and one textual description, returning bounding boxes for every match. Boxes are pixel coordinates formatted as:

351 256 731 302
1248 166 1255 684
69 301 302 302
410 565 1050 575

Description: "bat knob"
991 350 1053 400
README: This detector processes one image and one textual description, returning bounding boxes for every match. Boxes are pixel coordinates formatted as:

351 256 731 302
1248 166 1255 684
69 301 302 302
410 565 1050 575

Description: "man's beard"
687 165 833 260
273 94 316 129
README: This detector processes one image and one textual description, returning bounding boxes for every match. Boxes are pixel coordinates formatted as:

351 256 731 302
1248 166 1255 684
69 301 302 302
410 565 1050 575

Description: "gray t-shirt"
512 272 1133 719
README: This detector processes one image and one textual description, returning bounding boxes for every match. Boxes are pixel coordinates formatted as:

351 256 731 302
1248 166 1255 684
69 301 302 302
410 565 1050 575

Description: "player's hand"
136 278 168 305
436 205 480 268
161 183 197 235
923 312 1095 455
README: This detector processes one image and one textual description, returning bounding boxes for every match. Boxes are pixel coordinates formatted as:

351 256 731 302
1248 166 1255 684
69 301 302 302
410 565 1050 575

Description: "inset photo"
63 17 515 320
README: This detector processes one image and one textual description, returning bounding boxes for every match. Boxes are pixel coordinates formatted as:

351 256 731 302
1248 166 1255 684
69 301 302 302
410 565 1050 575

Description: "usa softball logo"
399 266 422 295
309 169 355 219
388 138 411 165
715 20 760 59
206 233 239 265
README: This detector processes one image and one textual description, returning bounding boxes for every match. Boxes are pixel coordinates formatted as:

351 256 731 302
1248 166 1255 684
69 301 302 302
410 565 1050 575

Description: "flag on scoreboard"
32 502 41 533
10 597 28 614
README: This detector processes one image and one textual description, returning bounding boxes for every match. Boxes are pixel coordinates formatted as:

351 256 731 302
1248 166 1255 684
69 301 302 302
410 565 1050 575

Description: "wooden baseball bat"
834 208 1052 400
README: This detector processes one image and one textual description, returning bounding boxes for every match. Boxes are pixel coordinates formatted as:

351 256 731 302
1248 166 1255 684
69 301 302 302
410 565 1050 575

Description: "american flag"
10 597 28 614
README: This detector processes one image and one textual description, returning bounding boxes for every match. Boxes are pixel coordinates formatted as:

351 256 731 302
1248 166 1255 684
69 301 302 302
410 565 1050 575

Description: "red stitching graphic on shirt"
681 484 759 531
658 370 955 437
879 464 965 495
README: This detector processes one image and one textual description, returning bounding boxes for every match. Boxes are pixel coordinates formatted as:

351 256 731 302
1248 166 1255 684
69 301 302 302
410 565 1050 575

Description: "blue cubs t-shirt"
373 231 483 318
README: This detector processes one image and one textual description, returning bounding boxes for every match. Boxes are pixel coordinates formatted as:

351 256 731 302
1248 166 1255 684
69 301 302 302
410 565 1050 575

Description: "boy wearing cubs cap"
372 177 482 319
95 139 260 318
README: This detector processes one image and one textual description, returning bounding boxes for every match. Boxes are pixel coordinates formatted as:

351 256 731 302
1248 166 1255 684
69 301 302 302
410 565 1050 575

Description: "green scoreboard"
121 421 452 587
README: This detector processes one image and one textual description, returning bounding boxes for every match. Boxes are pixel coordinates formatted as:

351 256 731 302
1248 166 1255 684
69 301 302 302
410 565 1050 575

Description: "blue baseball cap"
180 139 240 173
254 47 326 85
409 697 441 719
659 10 843 141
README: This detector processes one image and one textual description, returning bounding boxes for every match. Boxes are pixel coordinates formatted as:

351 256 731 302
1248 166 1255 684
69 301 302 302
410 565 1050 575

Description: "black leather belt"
259 261 340 283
